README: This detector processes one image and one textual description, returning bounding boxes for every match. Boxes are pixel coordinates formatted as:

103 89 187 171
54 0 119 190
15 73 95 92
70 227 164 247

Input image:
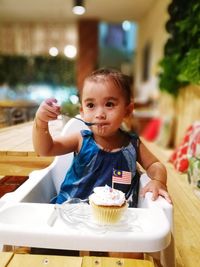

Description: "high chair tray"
0 202 171 252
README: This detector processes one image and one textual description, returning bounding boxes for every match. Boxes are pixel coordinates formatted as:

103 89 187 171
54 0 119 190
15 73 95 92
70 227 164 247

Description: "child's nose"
95 108 106 119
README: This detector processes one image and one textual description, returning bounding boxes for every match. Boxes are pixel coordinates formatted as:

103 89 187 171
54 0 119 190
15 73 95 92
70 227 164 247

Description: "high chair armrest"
1 168 52 203
138 173 173 230
1 152 74 204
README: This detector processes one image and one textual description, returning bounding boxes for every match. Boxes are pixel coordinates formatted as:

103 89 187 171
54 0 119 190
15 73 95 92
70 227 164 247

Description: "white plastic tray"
0 202 171 252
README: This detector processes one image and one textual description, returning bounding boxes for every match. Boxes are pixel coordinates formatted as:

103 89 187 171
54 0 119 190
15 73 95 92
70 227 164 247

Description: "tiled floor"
0 175 28 197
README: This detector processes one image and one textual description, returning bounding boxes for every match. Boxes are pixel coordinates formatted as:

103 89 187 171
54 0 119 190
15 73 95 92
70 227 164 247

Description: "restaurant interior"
0 0 200 266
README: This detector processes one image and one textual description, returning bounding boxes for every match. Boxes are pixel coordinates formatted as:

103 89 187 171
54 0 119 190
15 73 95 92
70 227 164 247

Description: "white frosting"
89 185 126 206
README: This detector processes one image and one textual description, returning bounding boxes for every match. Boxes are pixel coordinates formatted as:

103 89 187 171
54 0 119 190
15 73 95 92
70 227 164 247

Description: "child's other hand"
36 98 60 124
140 180 172 204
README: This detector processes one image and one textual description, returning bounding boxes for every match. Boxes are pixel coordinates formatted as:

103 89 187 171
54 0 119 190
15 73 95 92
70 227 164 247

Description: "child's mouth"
96 123 108 134
95 122 108 127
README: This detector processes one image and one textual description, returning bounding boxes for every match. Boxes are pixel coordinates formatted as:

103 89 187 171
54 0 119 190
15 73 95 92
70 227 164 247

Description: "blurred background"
0 2 200 264
0 0 199 148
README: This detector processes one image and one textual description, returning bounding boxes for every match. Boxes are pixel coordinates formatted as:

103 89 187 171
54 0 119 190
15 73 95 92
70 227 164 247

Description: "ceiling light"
64 45 77 58
72 0 86 15
122 21 131 31
49 47 58 57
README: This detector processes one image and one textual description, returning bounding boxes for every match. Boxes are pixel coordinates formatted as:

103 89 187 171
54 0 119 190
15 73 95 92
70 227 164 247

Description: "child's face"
80 80 133 137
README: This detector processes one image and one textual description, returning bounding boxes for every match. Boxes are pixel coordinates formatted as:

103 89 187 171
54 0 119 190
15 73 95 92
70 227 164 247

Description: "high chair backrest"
51 116 89 193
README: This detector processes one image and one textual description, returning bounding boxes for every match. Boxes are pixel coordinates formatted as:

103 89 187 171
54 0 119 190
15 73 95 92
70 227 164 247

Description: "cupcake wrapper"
90 201 128 225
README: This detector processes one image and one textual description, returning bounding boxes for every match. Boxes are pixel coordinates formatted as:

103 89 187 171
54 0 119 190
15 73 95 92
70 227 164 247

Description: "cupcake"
89 185 128 225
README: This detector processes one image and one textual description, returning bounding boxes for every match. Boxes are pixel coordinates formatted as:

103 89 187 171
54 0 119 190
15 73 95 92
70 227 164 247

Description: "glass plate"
55 198 142 234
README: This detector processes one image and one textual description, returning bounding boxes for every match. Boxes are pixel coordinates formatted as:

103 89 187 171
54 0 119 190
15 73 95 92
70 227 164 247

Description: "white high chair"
1 117 175 267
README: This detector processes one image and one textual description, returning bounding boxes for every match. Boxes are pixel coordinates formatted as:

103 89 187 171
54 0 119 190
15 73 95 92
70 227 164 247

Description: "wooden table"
0 120 63 176
0 100 39 127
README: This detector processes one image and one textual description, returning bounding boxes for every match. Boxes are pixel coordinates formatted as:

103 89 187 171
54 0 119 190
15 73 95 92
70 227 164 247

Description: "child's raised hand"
140 179 172 204
35 98 61 125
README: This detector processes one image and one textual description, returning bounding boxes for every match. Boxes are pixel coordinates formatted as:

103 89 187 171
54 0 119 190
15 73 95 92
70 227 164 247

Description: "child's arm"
137 140 172 204
32 98 80 156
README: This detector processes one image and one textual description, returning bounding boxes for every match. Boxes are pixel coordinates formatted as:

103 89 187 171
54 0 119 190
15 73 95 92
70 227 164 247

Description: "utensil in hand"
60 112 96 126
73 117 96 126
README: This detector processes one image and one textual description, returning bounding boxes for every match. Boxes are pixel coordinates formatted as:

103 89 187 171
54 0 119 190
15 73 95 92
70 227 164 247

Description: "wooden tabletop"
0 119 64 176
0 120 63 152
0 100 38 108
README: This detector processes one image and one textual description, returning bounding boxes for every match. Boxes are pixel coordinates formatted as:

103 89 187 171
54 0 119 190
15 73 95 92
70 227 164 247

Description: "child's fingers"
140 183 172 204
45 98 57 106
152 189 172 203
44 98 60 115
36 98 60 123
139 186 148 197
151 189 159 201
158 189 172 204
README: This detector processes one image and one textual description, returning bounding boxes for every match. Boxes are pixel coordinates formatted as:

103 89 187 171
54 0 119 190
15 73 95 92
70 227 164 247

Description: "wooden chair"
8 107 27 125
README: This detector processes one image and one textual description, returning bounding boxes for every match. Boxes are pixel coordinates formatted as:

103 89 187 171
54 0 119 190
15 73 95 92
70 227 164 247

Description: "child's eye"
86 103 94 108
105 101 115 107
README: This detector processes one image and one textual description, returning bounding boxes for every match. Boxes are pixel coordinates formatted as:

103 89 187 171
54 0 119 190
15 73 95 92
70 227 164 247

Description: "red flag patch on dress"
112 169 132 184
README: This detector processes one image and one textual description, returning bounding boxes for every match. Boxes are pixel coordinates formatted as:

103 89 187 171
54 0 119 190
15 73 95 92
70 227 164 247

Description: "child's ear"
125 101 134 117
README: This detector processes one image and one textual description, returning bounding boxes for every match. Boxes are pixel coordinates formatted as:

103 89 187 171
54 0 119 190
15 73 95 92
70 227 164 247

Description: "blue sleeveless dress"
52 130 140 206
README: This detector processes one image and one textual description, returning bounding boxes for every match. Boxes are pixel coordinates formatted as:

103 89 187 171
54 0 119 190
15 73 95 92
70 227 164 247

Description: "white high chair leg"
160 235 176 267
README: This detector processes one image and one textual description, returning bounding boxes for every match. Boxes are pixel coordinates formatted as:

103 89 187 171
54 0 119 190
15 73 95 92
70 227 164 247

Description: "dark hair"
83 68 133 104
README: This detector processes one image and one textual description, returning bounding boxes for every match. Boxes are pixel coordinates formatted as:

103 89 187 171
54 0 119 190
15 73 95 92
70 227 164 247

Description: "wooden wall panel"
76 19 99 91
175 85 200 146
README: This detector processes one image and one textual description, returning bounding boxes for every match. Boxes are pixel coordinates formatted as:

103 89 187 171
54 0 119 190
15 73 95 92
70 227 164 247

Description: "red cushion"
141 118 162 141
169 122 200 172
